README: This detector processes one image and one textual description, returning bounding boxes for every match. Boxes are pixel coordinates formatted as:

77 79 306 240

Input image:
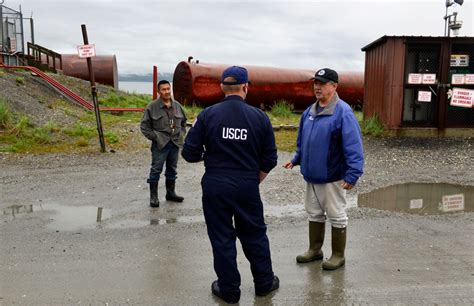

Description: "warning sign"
465 74 474 85
451 87 474 108
408 73 422 84
450 54 469 67
77 44 96 58
409 199 423 209
451 74 465 85
441 194 464 213
417 91 432 102
422 74 436 84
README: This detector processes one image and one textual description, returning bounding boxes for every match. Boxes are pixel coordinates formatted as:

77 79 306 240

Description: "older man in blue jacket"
284 68 364 270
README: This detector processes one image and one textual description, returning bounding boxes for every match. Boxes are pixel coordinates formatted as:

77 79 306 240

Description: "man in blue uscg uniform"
182 66 279 304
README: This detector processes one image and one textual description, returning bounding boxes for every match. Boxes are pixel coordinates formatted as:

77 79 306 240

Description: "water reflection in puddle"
3 204 111 231
358 183 473 214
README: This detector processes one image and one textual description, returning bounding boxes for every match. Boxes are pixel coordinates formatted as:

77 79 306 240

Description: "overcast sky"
4 0 473 74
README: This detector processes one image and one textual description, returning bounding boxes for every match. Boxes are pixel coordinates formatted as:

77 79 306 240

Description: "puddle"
358 183 473 214
3 204 111 231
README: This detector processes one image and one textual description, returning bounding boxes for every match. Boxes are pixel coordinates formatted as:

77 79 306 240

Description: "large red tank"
173 61 364 110
61 54 119 89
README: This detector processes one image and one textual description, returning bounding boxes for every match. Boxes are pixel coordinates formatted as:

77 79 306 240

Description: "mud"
1 136 473 304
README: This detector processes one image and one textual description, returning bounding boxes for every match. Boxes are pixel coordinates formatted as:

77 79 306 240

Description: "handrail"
0 64 145 112
27 42 63 71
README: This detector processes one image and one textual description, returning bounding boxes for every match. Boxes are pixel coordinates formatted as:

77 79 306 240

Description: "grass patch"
0 99 12 128
99 92 151 108
182 104 203 122
274 129 297 152
15 76 25 85
269 100 293 118
63 123 96 138
104 131 119 144
360 115 385 137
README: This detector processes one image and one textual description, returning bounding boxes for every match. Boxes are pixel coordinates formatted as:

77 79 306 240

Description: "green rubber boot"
322 226 346 270
296 221 325 263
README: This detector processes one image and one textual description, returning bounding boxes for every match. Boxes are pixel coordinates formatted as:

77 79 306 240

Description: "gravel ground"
1 135 473 221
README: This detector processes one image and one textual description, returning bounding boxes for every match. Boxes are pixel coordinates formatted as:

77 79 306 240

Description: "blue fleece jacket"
291 93 364 185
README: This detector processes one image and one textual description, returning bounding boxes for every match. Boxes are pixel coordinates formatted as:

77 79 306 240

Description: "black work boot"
296 221 325 263
322 226 347 270
255 275 280 296
149 182 159 208
165 179 184 202
211 280 240 304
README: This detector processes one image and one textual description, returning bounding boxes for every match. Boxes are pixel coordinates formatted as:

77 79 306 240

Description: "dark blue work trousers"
201 172 275 299
147 141 178 183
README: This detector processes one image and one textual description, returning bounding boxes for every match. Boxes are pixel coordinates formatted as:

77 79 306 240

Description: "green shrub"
15 77 25 85
63 123 96 138
32 127 53 144
104 131 119 144
269 100 293 118
183 103 203 121
0 99 11 128
43 121 60 133
361 115 385 137
12 116 33 136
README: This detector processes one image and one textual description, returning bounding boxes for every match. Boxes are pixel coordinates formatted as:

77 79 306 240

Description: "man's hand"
282 161 294 169
341 181 354 190
259 171 268 183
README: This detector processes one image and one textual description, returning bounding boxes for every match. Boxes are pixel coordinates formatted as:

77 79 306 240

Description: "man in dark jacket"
140 80 187 207
284 68 364 270
182 66 279 304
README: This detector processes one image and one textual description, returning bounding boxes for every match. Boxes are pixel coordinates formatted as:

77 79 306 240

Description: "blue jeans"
147 141 179 183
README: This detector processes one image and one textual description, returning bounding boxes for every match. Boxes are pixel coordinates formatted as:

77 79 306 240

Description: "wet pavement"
1 149 473 304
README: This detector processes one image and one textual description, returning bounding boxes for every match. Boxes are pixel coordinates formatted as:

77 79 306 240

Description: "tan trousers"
304 180 348 228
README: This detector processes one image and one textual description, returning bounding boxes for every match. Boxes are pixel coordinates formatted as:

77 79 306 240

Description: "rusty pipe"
173 61 364 110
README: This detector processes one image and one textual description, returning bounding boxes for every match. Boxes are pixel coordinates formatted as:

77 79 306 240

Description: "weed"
43 121 61 133
104 131 119 144
361 115 385 137
0 99 11 128
11 116 33 136
32 127 53 144
63 123 96 138
75 137 89 147
270 100 293 118
274 130 297 152
183 104 203 121
15 77 25 85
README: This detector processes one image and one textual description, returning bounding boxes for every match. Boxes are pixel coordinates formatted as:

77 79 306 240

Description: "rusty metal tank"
173 61 364 110
61 54 118 89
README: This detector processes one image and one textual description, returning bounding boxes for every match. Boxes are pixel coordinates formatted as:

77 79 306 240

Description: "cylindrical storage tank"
173 61 364 110
61 54 119 89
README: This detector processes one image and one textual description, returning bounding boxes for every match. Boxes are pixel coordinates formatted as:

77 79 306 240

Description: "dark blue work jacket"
182 95 277 177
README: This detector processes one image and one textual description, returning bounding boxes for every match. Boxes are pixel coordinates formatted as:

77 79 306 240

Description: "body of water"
119 81 154 95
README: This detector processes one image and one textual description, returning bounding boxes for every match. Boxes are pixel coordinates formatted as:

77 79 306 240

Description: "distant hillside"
118 73 174 82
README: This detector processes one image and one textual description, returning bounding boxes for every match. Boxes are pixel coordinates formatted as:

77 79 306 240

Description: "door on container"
446 43 474 127
402 44 440 126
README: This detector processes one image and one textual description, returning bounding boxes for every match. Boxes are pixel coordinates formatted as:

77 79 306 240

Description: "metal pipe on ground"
173 61 364 110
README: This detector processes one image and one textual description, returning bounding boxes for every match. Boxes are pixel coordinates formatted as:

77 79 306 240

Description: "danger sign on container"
451 87 474 108
441 194 464 213
77 44 96 58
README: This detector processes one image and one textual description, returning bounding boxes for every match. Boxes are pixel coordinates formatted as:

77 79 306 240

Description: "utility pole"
81 24 106 153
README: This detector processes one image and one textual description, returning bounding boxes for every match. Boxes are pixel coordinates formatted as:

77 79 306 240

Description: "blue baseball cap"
221 66 250 85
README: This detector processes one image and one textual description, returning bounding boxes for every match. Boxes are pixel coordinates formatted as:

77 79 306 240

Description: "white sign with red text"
77 44 96 58
450 88 473 108
422 74 436 84
465 74 474 85
408 73 422 84
441 194 464 213
451 74 465 85
417 91 432 102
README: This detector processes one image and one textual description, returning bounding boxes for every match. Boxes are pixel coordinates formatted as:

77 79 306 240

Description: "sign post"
80 24 106 153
